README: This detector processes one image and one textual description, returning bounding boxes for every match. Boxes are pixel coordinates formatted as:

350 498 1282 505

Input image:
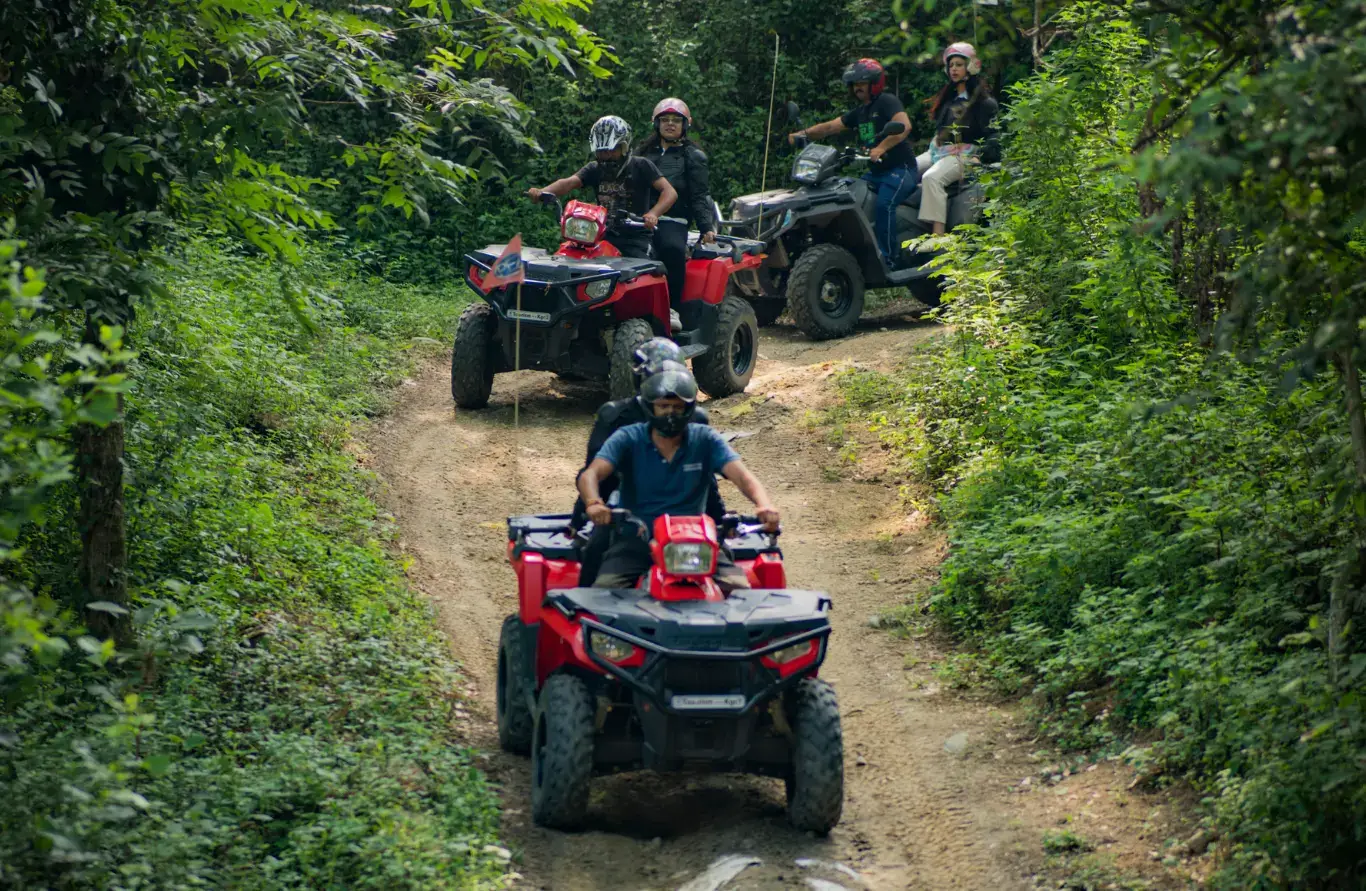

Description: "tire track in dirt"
370 318 1056 890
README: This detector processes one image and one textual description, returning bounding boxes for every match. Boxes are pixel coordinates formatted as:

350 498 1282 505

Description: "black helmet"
842 58 887 97
631 337 683 387
637 363 698 437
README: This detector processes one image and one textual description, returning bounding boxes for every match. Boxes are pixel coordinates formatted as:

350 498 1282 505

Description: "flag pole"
513 279 522 430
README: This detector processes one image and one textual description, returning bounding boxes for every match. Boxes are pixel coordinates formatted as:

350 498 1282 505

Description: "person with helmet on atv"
916 43 1000 235
527 114 679 266
579 364 779 591
635 98 717 318
788 58 916 268
570 341 728 585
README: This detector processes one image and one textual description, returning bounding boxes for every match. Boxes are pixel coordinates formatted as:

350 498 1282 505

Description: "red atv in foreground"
497 509 844 834
452 196 765 407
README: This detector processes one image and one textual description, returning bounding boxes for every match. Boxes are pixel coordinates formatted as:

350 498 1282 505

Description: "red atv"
496 508 844 834
452 196 765 407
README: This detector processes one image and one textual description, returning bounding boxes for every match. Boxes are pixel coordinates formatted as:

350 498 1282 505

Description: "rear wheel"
785 678 844 835
608 318 654 401
450 302 497 408
693 295 759 398
531 673 595 830
786 244 865 341
496 615 533 755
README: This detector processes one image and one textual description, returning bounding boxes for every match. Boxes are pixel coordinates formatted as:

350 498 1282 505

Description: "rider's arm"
578 457 616 508
719 459 780 529
687 148 715 234
649 177 678 218
795 117 847 141
874 110 912 155
530 175 582 199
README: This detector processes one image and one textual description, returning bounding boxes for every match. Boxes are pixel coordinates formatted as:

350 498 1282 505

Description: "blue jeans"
863 165 919 266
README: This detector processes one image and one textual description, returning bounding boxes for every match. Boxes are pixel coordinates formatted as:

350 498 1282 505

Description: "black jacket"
572 397 723 524
932 90 1001 165
637 141 715 234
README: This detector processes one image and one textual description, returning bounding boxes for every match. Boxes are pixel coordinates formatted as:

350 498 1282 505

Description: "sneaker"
669 308 682 333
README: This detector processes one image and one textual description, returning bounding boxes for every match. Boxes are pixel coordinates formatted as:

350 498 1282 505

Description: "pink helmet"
652 97 692 127
943 42 982 76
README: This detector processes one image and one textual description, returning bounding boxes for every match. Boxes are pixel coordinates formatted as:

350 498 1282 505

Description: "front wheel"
608 318 655 401
496 615 534 755
531 673 595 830
786 244 865 341
693 295 759 398
785 678 844 835
450 302 497 408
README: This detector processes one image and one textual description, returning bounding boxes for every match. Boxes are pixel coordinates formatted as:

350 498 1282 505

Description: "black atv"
722 102 988 339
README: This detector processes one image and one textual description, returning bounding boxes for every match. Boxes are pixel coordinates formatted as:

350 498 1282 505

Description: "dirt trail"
370 318 1196 891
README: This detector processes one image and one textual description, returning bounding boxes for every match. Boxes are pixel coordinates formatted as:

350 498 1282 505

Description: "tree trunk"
75 312 129 643
1033 0 1043 67
1332 347 1366 673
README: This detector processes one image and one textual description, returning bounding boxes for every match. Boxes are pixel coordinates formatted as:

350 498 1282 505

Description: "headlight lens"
663 542 715 575
585 279 613 299
792 158 823 182
564 216 600 244
766 639 817 665
589 632 639 664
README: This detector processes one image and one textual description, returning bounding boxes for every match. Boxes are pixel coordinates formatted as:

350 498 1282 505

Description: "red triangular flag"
480 234 525 291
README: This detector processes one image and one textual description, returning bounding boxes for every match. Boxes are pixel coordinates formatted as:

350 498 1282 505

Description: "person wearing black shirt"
527 115 677 259
635 98 717 318
915 43 1000 234
789 59 916 267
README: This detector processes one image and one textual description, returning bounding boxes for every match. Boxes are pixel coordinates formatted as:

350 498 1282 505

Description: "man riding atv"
527 115 684 331
572 339 727 585
579 364 779 591
788 58 916 269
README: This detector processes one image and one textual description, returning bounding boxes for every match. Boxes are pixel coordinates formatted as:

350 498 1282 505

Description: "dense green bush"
1 241 504 889
841 9 1366 887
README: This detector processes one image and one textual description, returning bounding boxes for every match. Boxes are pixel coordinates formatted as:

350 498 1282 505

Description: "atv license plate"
507 309 552 323
670 694 745 710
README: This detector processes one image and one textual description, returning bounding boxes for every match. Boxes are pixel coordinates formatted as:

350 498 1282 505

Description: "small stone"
482 844 512 861
943 731 969 756
1184 829 1212 855
1019 777 1032 788
855 755 868 766
649 836 662 848
867 614 884 629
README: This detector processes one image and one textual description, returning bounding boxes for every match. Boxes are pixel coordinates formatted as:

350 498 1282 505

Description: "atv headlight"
766 639 818 665
792 157 823 184
589 632 639 664
663 542 716 576
564 216 600 245
584 279 613 299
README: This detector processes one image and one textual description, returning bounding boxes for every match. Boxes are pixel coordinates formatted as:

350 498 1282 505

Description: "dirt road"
369 319 1196 891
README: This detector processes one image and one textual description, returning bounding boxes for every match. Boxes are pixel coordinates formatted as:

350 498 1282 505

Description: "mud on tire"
693 294 759 398
786 244 865 341
496 615 534 755
531 672 595 830
608 318 655 401
450 302 497 408
785 678 845 835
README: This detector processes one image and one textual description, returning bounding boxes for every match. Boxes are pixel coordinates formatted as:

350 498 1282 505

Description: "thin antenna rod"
757 33 780 234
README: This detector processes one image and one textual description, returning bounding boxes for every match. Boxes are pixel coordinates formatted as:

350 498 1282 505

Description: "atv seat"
687 232 767 260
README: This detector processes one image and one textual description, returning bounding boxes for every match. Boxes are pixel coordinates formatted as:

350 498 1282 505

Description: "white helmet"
589 115 632 153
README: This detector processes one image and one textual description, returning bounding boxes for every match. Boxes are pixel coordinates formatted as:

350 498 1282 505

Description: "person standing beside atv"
527 115 678 261
916 43 1000 235
580 365 779 591
635 99 717 315
788 58 916 268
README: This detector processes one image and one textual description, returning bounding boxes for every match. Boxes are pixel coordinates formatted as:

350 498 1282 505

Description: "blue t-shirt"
595 423 740 528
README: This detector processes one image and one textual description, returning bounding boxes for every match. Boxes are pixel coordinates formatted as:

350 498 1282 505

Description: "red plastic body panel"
682 251 765 305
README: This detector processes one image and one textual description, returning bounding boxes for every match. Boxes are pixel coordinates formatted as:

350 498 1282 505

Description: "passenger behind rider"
527 114 679 267
579 365 779 591
788 58 915 269
635 99 717 332
916 43 1000 235
571 339 727 585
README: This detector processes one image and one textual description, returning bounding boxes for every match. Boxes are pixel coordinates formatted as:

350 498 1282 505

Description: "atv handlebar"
571 509 781 546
